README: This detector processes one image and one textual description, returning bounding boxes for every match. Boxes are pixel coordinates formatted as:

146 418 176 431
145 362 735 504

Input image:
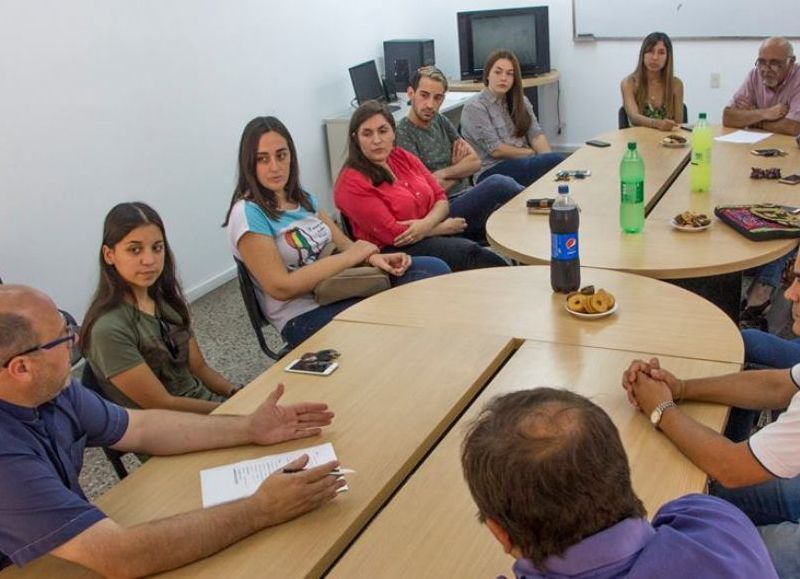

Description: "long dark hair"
342 100 396 187
631 32 675 119
483 50 531 139
81 202 190 354
223 116 312 225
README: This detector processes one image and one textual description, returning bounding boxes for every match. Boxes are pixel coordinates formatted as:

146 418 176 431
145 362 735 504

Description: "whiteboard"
573 0 800 40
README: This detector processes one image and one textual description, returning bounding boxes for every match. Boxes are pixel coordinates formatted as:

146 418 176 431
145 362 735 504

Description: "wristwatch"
650 400 677 429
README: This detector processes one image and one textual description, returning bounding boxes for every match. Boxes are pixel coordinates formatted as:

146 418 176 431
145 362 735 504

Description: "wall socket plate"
710 73 721 89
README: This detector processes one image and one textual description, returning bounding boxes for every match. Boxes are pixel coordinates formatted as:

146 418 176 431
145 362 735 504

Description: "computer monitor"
348 60 399 111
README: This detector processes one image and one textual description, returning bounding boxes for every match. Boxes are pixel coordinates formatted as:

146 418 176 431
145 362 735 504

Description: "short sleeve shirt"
86 302 220 408
729 63 800 124
460 88 544 179
396 114 468 196
0 379 129 569
748 364 800 478
226 194 330 332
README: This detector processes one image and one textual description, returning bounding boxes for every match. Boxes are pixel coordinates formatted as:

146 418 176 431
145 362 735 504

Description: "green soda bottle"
620 141 645 233
690 112 712 192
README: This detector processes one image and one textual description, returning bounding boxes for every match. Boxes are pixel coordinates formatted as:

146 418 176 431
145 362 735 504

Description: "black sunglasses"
300 349 340 363
1 313 79 369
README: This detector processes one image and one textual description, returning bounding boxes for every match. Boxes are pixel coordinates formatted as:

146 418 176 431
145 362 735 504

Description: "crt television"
457 6 550 81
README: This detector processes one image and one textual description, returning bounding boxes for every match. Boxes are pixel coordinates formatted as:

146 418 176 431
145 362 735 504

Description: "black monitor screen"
349 60 385 104
472 14 538 70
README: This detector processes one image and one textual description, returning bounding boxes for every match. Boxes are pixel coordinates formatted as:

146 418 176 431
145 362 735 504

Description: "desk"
485 128 799 279
449 70 560 120
336 265 743 364
448 69 561 91
330 342 737 579
2 323 514 579
3 270 743 578
323 92 473 185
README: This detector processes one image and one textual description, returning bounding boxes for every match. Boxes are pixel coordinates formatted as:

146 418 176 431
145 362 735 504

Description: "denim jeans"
743 329 800 369
385 236 507 271
758 522 800 578
280 256 450 348
449 174 523 242
711 477 800 578
477 152 565 187
747 252 794 288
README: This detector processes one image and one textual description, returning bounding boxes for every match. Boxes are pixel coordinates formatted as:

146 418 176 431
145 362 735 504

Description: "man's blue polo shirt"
0 378 128 569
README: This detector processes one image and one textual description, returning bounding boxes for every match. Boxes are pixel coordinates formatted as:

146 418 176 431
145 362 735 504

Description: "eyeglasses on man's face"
754 57 791 72
1 313 80 369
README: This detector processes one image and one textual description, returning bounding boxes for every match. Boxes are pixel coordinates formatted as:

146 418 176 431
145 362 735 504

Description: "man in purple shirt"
461 388 776 578
723 37 800 136
0 285 343 576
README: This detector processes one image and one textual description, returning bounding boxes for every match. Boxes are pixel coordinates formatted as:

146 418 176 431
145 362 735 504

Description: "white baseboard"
185 266 237 303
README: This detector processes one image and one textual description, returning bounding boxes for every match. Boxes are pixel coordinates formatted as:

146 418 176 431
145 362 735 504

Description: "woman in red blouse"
334 101 507 271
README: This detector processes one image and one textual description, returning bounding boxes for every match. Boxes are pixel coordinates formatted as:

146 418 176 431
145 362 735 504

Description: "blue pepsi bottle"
550 184 580 293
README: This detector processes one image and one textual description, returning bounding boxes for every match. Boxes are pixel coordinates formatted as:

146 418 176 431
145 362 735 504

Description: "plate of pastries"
565 286 618 319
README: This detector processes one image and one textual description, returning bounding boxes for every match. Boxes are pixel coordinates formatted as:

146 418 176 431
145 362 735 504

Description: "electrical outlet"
710 73 721 89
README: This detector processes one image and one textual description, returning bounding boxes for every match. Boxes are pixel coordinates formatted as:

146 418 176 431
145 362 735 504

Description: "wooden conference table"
3 268 742 578
486 127 799 280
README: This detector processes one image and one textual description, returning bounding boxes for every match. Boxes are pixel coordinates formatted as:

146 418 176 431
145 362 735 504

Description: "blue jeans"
758 522 800 578
477 152 565 187
385 236 507 271
280 256 450 348
743 329 800 369
711 478 800 578
710 476 800 526
748 252 794 288
449 175 523 242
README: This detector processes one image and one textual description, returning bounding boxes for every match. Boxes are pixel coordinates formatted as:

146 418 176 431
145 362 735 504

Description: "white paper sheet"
200 442 343 508
714 130 773 144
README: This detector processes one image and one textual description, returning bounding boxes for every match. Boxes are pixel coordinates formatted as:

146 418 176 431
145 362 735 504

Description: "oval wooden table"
335 265 744 364
3 268 743 579
486 127 798 279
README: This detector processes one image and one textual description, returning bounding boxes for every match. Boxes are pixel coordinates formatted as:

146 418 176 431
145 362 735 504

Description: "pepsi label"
551 233 579 260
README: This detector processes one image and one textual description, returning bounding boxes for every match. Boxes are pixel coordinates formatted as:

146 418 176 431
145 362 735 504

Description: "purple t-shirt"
729 63 800 123
504 494 776 578
0 378 129 568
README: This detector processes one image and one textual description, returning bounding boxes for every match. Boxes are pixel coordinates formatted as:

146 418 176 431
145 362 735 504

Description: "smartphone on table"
284 358 339 376
779 174 800 185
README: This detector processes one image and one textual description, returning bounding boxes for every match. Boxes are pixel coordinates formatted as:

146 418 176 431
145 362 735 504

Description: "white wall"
0 0 770 318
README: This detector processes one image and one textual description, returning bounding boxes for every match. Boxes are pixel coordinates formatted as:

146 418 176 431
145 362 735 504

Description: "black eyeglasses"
1 314 79 369
300 349 340 363
156 315 179 359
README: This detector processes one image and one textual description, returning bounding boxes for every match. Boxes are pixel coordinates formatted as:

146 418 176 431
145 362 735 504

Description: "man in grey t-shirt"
396 66 522 242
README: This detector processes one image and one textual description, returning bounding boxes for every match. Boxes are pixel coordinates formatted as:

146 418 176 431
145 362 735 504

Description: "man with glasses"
0 285 343 576
723 36 800 136
395 66 523 243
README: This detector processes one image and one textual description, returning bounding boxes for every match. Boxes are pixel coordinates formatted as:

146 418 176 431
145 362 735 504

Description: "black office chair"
338 212 354 239
618 104 689 129
234 258 289 360
80 364 130 480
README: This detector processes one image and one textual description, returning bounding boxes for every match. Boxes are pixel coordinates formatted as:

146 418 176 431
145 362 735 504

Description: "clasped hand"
247 383 334 446
621 357 682 414
367 252 411 276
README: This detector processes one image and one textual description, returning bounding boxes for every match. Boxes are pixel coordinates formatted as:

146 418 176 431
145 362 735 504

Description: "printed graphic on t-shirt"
278 217 329 269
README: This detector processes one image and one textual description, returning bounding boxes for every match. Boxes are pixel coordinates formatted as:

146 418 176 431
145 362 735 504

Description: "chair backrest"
338 212 354 239
619 104 690 130
618 106 630 130
234 257 288 360
80 364 130 480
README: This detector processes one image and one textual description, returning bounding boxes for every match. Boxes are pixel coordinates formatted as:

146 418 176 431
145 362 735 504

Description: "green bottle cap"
627 142 636 150
699 112 707 119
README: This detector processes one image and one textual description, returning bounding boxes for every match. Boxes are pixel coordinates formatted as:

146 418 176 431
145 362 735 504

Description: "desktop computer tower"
383 39 435 96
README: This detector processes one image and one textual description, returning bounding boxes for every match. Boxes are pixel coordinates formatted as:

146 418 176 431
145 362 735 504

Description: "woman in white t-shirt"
223 116 449 348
